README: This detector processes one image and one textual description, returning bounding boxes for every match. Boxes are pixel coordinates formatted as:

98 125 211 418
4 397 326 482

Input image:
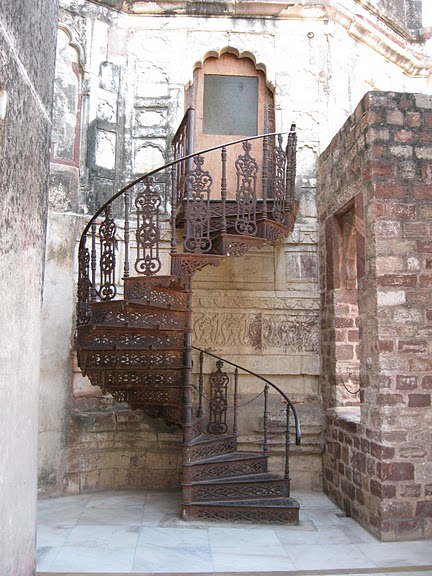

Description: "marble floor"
36 490 432 575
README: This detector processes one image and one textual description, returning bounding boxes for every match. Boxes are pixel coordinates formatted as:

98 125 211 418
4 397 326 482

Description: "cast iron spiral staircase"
76 108 302 523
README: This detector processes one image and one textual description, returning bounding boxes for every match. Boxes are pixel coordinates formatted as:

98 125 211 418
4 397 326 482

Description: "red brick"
334 317 354 328
382 501 414 519
387 110 404 125
370 479 396 498
398 340 427 353
406 111 421 127
419 274 432 287
396 375 417 390
389 203 416 220
372 161 394 177
371 442 395 460
336 345 354 361
379 462 414 481
414 184 432 200
424 112 432 127
379 339 394 352
378 393 404 406
374 183 409 199
416 501 432 517
400 484 422 498
377 274 417 288
403 222 427 236
395 130 415 144
408 393 431 407
422 376 432 389
417 241 432 253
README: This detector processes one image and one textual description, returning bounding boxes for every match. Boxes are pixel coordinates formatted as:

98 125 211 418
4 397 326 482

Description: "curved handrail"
192 345 301 445
79 128 296 248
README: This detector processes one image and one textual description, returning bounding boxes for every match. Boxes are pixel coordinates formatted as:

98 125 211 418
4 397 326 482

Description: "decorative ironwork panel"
184 155 213 253
235 141 258 236
189 437 236 461
286 123 297 207
193 482 287 501
77 244 91 325
189 507 298 524
85 350 182 369
272 134 287 223
135 177 162 275
207 360 229 435
99 207 117 301
126 283 187 310
104 370 182 387
91 307 186 330
191 458 266 480
80 331 185 350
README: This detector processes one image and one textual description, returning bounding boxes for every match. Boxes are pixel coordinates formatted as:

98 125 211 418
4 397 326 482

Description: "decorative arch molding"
57 23 86 72
188 47 275 93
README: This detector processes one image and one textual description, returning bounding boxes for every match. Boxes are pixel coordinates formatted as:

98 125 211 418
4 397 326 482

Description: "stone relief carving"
193 311 319 352
262 314 319 353
193 295 319 311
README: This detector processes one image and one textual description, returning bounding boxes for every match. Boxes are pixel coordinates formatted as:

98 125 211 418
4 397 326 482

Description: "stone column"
318 91 432 541
0 1 59 573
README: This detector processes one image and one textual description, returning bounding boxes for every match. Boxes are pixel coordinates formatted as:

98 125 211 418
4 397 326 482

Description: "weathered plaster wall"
0 1 58 573
39 0 432 497
318 91 432 540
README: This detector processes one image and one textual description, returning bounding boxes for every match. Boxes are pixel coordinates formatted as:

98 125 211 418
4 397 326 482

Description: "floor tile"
77 504 144 526
36 525 72 547
285 543 377 570
209 526 282 548
275 524 362 546
86 490 147 508
138 526 210 548
132 545 214 573
65 524 141 548
35 546 61 571
212 544 296 571
49 545 135 572
358 541 432 567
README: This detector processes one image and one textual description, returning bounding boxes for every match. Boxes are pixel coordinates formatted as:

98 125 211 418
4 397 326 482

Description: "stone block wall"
318 91 432 540
61 396 182 494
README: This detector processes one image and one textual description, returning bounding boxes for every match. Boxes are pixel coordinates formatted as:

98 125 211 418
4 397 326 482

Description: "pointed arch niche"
186 50 275 151
183 50 275 199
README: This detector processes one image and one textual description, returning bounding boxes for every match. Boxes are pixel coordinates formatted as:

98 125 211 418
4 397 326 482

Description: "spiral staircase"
75 109 302 523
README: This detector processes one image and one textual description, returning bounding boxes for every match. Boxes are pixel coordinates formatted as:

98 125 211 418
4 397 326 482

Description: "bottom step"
182 497 300 525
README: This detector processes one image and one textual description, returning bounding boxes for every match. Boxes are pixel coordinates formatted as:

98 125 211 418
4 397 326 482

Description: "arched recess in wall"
185 49 275 152
51 26 84 168
50 25 86 212
0 88 7 148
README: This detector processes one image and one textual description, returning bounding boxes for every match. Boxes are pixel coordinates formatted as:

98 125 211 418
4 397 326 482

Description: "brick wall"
318 91 432 541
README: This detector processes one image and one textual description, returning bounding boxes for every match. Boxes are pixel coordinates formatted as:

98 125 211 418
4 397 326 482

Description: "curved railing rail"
77 123 297 325
192 346 301 480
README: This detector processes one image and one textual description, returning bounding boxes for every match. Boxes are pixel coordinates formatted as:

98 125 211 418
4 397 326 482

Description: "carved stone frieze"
193 294 319 311
262 314 319 353
193 311 319 352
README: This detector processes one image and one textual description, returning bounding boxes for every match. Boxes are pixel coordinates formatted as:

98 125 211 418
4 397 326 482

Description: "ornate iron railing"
192 347 301 480
77 120 297 325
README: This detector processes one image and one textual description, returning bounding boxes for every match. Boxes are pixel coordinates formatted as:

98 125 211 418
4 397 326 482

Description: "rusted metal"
207 359 229 435
184 155 213 253
135 176 162 275
99 206 117 301
75 119 300 523
235 140 258 236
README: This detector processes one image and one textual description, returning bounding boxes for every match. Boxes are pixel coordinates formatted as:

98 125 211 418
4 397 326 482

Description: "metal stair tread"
189 433 236 445
186 497 300 508
184 451 266 466
186 472 286 485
